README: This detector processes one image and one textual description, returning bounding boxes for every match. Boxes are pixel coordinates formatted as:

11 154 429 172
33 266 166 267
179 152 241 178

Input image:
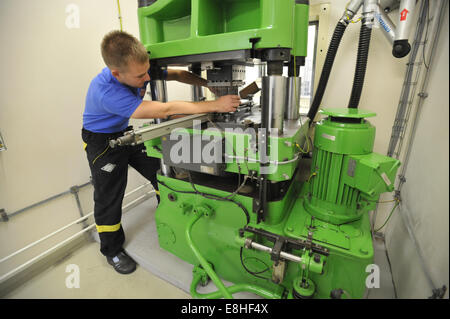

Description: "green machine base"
148 108 400 299
134 0 401 299
155 169 372 299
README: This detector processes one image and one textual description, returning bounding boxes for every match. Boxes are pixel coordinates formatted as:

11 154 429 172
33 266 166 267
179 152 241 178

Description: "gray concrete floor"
3 239 190 299
4 197 396 299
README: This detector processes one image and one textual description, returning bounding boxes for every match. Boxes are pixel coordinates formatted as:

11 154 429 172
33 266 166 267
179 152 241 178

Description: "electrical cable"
157 178 250 225
241 255 271 274
307 172 317 182
157 105 270 278
293 57 312 154
374 200 400 232
92 144 110 165
160 173 272 280
208 118 243 195
116 0 123 31
239 248 271 281
367 198 398 204
159 169 275 280
188 171 272 280
422 0 430 69
376 199 397 204
208 107 277 281
207 118 251 198
384 244 399 298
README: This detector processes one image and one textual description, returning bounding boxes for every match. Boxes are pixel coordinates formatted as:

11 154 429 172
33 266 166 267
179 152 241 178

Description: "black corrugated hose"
348 21 372 108
307 22 348 122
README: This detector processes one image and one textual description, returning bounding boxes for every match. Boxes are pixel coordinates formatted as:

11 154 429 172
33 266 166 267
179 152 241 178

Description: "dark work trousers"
82 127 160 257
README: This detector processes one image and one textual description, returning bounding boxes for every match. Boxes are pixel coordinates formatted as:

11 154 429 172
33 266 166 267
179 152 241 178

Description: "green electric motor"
304 108 401 225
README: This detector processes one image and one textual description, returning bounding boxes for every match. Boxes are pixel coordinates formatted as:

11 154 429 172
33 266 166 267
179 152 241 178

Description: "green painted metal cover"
137 0 309 60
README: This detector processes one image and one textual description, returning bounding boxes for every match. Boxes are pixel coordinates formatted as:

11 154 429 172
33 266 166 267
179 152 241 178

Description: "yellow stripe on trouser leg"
155 190 160 195
96 223 121 233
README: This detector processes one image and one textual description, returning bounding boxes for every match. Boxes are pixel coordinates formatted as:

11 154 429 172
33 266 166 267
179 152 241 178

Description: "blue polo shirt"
83 67 148 133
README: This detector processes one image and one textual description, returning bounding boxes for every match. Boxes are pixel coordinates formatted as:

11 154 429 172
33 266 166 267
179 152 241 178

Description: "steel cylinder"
190 65 205 102
150 79 167 102
150 79 171 176
262 75 287 135
285 76 301 120
191 85 204 102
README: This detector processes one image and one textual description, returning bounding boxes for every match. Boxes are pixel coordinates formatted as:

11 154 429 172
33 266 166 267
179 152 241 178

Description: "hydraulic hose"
348 21 372 108
185 211 233 299
307 22 348 122
190 274 282 299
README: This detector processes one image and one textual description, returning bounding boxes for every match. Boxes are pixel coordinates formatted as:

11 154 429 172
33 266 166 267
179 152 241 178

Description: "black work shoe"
106 251 137 274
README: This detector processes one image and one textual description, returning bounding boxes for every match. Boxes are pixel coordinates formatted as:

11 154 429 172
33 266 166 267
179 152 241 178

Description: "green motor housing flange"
304 108 401 225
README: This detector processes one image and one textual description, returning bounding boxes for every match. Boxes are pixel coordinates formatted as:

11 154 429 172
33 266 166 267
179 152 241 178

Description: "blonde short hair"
101 30 148 70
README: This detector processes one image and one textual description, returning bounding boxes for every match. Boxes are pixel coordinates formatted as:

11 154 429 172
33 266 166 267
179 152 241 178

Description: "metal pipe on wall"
375 4 397 44
0 182 152 265
1 181 92 222
0 189 155 284
396 0 447 180
377 0 448 298
387 0 428 157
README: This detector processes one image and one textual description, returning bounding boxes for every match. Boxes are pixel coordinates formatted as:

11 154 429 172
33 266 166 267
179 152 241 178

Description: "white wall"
311 0 410 154
310 0 449 298
0 0 162 277
384 5 449 298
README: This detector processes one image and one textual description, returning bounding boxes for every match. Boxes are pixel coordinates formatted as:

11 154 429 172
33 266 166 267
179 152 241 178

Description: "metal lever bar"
244 238 303 263
109 113 211 148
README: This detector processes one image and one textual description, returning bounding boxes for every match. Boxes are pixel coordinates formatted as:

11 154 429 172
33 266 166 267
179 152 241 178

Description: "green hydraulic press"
110 0 406 298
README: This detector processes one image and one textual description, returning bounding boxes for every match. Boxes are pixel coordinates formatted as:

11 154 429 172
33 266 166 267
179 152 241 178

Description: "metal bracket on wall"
70 185 89 229
0 209 8 222
429 285 447 299
0 131 6 151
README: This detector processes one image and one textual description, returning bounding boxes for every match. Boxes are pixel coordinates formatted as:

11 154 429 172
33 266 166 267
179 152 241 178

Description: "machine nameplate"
322 133 336 141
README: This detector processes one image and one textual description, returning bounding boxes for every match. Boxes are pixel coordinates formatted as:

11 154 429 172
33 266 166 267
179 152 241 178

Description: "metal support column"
150 64 172 177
